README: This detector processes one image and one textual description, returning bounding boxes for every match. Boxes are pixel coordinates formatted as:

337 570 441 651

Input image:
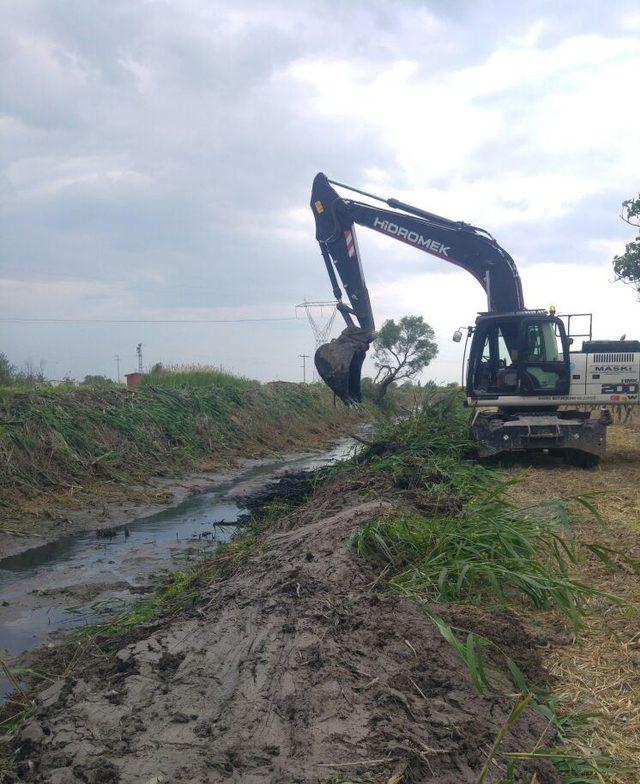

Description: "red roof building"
124 372 144 387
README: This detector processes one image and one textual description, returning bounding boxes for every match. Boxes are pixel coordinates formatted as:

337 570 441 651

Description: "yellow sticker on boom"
314 200 324 214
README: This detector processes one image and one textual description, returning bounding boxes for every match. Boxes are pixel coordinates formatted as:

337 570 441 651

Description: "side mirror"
452 329 463 343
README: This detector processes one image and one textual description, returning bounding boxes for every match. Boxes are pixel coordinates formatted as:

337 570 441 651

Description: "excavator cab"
467 313 571 399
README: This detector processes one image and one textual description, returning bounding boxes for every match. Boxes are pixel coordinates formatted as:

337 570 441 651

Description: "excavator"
310 173 640 467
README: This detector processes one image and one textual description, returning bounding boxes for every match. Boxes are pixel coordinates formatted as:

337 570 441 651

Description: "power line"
0 316 300 325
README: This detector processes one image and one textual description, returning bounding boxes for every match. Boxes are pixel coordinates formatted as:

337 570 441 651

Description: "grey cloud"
1 0 638 381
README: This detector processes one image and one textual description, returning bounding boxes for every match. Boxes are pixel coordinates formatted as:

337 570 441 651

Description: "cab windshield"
471 318 568 396
524 321 560 363
520 321 564 392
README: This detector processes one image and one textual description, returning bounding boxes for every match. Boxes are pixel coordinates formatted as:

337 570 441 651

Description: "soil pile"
15 482 558 783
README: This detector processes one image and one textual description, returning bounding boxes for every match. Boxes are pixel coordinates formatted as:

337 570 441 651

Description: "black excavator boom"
310 173 524 403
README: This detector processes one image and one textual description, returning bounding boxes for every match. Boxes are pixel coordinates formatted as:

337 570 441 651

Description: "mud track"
15 484 559 783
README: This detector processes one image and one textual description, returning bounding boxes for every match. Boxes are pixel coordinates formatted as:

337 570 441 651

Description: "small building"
125 372 144 387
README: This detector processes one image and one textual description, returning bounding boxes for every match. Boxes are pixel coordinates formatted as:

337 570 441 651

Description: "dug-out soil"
14 479 560 783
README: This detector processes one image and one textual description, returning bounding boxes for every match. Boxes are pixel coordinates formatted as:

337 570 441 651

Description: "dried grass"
508 422 640 782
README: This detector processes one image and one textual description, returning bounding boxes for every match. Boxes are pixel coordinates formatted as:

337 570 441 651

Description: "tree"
372 315 438 400
613 195 640 296
0 355 48 387
0 353 16 385
81 374 114 387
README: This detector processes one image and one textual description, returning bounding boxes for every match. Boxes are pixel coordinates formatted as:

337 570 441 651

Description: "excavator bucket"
314 326 373 404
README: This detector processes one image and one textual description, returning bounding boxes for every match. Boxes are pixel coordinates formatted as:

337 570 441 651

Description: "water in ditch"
0 437 359 699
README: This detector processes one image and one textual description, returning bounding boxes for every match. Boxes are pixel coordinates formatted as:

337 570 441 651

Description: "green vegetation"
613 194 640 297
355 391 620 627
352 392 633 782
372 315 438 400
354 500 612 629
0 367 362 506
0 354 45 388
141 363 259 395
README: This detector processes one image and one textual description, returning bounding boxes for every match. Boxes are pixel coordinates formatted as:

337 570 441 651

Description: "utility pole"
298 354 311 383
114 355 121 383
136 343 143 374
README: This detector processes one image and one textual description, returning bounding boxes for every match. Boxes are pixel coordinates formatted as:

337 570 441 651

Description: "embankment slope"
0 378 365 554
15 480 556 784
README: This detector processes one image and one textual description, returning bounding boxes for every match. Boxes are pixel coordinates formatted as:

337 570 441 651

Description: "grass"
355 393 630 627
141 364 259 396
0 367 364 508
508 421 640 784
353 496 620 631
351 391 634 782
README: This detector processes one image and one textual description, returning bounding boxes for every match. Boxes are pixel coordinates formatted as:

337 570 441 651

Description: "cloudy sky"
1 0 639 383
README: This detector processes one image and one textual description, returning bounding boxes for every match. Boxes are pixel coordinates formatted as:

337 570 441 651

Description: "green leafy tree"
0 355 46 387
613 195 640 296
0 353 16 385
81 374 114 387
372 315 438 400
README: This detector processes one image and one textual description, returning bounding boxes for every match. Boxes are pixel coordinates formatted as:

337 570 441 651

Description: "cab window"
471 318 569 396
524 322 560 362
473 322 518 393
520 320 568 393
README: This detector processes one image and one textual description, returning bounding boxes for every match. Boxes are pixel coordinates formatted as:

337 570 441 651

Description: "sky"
1 0 639 383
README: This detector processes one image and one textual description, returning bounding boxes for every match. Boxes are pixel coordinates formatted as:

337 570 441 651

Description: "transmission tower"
295 300 338 349
136 343 143 374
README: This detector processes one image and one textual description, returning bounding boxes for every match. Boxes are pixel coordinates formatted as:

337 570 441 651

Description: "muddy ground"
12 476 561 784
10 422 639 783
0 439 361 702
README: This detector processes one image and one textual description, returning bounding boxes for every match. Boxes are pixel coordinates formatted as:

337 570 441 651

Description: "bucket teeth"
314 327 374 404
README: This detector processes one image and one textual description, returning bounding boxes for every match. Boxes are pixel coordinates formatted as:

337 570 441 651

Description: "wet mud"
13 480 559 783
0 440 358 700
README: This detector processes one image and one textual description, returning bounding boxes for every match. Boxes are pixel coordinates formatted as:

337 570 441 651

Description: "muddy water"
0 437 358 699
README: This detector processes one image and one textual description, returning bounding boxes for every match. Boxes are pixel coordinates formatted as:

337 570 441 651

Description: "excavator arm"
310 172 525 402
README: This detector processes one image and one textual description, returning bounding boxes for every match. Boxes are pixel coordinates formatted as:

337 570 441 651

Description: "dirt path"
13 483 560 784
508 422 640 782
